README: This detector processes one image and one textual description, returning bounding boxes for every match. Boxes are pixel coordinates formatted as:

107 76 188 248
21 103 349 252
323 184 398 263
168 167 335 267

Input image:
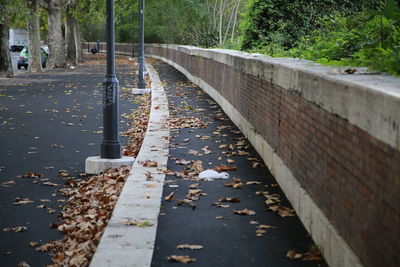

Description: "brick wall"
142 45 400 267
84 42 399 267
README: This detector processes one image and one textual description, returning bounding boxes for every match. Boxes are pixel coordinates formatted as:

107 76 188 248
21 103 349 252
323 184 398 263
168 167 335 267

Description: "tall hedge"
241 0 382 50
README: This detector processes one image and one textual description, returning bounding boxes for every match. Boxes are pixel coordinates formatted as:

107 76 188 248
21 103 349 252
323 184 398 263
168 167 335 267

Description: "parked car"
17 46 49 69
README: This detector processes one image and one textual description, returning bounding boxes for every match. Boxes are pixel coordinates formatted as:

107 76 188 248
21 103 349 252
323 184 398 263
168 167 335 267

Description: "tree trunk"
0 3 13 78
66 4 76 66
27 0 42 72
74 22 84 63
47 0 66 68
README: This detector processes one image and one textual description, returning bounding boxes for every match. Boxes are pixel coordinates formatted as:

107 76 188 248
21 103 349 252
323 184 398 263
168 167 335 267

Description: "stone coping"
145 43 400 151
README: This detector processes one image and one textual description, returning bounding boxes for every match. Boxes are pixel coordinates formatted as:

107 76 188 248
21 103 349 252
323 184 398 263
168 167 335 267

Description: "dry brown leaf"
58 170 70 177
168 255 196 263
3 226 27 232
258 224 275 229
176 159 191 165
268 205 296 217
13 197 34 205
189 183 199 189
233 208 256 216
17 261 30 267
212 202 229 208
227 159 235 164
246 181 262 185
2 180 15 185
176 244 203 250
214 165 237 172
165 192 174 201
256 229 267 236
224 181 244 189
189 160 203 174
42 182 60 187
176 199 196 209
302 246 323 261
29 242 38 247
286 250 303 260
218 197 240 203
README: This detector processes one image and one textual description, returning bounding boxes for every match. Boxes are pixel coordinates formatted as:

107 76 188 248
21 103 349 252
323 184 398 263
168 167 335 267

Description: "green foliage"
241 0 400 76
240 0 382 50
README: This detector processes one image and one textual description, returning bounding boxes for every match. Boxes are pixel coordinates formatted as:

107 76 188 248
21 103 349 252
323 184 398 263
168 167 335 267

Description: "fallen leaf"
176 159 191 165
165 192 174 201
246 181 262 185
268 205 296 217
188 149 202 156
227 159 235 164
233 208 256 216
189 183 199 189
17 261 30 267
258 224 275 229
214 165 237 172
149 161 158 167
286 250 303 260
3 226 27 232
13 197 34 205
35 243 52 252
176 199 196 209
218 197 240 203
145 172 153 181
168 255 196 263
42 182 60 187
216 216 224 219
302 246 323 261
256 229 267 236
29 242 38 247
188 160 203 174
58 170 70 177
212 202 229 208
177 244 203 250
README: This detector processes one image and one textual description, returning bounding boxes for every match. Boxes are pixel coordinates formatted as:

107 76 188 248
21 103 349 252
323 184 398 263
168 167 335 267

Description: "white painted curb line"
90 62 169 267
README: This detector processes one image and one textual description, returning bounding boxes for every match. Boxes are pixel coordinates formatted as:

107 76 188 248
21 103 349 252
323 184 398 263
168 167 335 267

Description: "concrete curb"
89 62 169 267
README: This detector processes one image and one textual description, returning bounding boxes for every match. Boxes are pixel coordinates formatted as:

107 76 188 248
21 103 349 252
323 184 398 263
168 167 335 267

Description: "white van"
9 29 28 52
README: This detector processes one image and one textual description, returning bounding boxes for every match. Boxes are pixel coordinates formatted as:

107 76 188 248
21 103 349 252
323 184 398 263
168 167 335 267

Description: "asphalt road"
151 61 327 267
0 57 139 267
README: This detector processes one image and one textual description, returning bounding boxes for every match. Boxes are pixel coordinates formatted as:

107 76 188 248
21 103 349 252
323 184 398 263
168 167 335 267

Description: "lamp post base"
85 156 135 174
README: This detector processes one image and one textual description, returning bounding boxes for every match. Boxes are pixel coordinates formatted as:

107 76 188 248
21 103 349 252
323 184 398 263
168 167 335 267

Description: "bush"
241 0 400 76
240 0 381 50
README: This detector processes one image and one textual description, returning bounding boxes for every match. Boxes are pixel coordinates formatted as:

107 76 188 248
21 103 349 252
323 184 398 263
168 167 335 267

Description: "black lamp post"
101 0 121 159
137 0 146 89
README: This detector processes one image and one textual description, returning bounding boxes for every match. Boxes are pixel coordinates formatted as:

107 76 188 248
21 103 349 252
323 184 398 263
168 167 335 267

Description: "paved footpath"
150 60 328 267
0 56 138 267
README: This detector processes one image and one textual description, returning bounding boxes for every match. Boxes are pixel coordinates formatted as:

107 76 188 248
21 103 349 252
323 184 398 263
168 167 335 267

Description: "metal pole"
101 0 121 159
131 1 135 58
137 0 146 89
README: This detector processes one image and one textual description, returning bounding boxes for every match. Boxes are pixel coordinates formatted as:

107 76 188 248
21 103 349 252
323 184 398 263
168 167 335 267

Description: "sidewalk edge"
89 62 169 267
